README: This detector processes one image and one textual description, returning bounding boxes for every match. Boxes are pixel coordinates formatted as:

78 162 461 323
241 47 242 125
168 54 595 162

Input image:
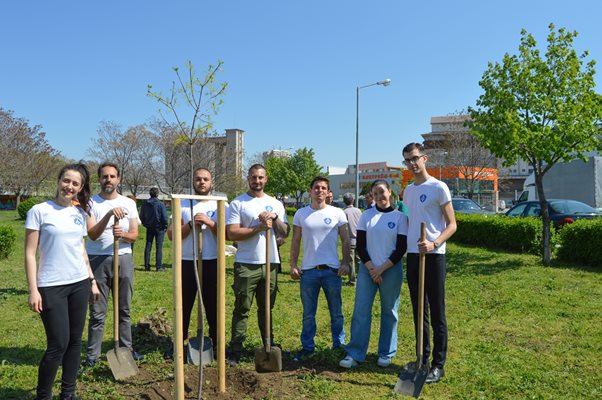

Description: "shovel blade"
107 347 139 381
394 362 428 398
188 336 214 366
254 345 282 372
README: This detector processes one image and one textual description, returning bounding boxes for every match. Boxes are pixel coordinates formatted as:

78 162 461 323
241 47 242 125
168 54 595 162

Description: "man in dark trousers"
140 187 168 271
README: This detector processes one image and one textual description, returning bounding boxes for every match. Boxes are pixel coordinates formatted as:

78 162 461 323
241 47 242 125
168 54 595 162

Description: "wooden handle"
113 216 120 344
265 229 271 351
417 222 426 364
197 230 203 322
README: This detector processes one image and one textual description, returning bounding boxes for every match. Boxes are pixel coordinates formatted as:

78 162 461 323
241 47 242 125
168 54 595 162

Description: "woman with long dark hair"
339 179 408 369
25 163 100 400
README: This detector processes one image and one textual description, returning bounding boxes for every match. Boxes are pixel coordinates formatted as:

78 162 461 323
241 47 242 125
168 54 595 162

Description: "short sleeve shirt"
179 199 226 260
293 205 348 270
25 201 89 287
357 207 408 266
86 194 139 255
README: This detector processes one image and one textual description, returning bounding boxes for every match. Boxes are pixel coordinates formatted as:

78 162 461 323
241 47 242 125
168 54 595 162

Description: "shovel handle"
113 216 120 346
265 229 271 352
197 230 203 322
416 222 426 367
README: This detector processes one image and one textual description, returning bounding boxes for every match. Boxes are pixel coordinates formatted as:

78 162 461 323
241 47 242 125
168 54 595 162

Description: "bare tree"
0 108 62 206
147 60 227 195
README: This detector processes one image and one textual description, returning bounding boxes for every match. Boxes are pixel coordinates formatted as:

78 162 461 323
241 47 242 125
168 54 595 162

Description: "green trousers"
229 262 279 351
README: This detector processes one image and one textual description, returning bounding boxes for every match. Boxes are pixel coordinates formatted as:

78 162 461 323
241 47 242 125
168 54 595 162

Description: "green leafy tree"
288 148 324 206
147 61 227 194
264 156 293 201
469 24 602 265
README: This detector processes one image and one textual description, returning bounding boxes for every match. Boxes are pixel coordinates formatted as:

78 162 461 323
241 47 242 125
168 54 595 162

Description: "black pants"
37 279 90 400
182 259 217 346
406 253 448 368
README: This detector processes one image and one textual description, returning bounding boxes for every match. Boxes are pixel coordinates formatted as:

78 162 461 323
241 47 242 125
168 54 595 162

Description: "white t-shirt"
403 177 452 254
358 207 408 266
25 200 89 287
226 193 286 264
179 199 227 260
86 194 139 255
292 205 348 270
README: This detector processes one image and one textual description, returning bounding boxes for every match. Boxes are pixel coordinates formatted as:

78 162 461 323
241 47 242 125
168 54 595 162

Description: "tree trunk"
534 170 551 266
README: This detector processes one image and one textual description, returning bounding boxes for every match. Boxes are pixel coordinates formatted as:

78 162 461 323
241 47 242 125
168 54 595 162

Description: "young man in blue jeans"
290 176 351 361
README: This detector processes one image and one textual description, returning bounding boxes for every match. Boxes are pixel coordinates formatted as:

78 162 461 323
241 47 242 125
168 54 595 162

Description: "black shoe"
227 350 241 367
131 350 144 361
145 267 151 271
157 267 166 272
426 366 444 384
293 348 314 362
81 357 97 368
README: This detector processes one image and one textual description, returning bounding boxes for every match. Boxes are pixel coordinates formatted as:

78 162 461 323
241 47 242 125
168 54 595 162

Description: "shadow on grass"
0 346 44 366
446 246 527 276
0 287 28 296
0 388 34 400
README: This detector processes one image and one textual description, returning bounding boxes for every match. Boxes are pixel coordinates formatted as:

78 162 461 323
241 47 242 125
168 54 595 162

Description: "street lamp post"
355 79 391 207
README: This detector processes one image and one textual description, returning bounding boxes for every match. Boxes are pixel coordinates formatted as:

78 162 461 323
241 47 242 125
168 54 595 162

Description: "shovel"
394 222 428 397
188 228 214 366
107 217 139 380
254 228 282 372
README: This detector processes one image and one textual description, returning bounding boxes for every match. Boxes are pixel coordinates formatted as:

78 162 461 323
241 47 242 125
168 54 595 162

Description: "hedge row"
556 218 602 267
17 197 48 220
0 225 16 260
452 213 543 255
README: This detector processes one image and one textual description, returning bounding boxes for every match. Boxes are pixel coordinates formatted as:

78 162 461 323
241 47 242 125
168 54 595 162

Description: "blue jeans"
144 227 166 270
345 261 403 362
299 267 345 351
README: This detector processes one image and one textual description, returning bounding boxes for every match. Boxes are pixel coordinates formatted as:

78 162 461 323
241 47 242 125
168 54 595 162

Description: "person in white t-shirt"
166 167 225 359
83 162 142 367
25 163 100 400
290 176 351 362
339 179 408 369
402 142 457 384
225 164 289 366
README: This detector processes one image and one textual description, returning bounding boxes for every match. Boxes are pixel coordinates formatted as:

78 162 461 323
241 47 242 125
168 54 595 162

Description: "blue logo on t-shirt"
207 210 215 217
324 218 332 225
265 205 273 212
388 222 396 229
420 194 427 203
73 216 84 226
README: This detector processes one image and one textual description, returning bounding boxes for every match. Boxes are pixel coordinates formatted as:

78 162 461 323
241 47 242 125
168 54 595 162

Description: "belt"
314 264 332 270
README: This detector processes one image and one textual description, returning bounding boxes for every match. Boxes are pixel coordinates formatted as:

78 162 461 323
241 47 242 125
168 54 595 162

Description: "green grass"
1 210 601 399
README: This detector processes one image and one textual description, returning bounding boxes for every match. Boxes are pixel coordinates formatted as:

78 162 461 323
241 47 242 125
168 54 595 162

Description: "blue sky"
2 1 600 170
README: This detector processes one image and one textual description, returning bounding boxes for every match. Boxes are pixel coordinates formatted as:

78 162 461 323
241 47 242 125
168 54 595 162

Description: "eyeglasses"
403 155 425 165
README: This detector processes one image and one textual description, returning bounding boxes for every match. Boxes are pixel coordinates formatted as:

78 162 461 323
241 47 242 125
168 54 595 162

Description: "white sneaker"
377 356 391 368
339 355 359 368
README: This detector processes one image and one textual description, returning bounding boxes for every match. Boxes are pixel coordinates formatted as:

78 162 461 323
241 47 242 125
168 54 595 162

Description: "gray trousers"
86 253 134 360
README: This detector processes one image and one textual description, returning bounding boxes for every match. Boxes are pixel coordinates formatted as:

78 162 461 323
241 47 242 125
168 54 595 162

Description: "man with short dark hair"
226 164 289 366
342 192 362 286
290 176 351 361
140 187 168 271
84 162 143 367
402 142 456 384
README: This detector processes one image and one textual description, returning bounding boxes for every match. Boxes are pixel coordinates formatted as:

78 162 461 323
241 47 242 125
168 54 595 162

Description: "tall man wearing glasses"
401 143 456 384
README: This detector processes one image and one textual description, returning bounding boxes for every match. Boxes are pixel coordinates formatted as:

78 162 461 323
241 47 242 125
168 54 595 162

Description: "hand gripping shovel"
107 217 139 380
394 222 428 397
188 226 214 366
254 228 282 372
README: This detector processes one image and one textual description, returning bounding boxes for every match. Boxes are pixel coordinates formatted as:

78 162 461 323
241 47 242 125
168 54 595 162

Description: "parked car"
452 198 493 215
504 199 602 228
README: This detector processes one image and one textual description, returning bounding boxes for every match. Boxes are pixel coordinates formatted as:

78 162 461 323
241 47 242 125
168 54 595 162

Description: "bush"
0 225 17 260
556 219 602 267
451 213 543 255
286 207 297 217
17 197 46 220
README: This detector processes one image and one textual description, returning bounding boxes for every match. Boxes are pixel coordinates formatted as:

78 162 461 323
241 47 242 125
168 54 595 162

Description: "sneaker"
227 350 241 367
426 366 444 384
157 267 166 272
339 355 359 368
131 350 144 361
377 356 391 368
293 348 314 362
82 357 97 368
